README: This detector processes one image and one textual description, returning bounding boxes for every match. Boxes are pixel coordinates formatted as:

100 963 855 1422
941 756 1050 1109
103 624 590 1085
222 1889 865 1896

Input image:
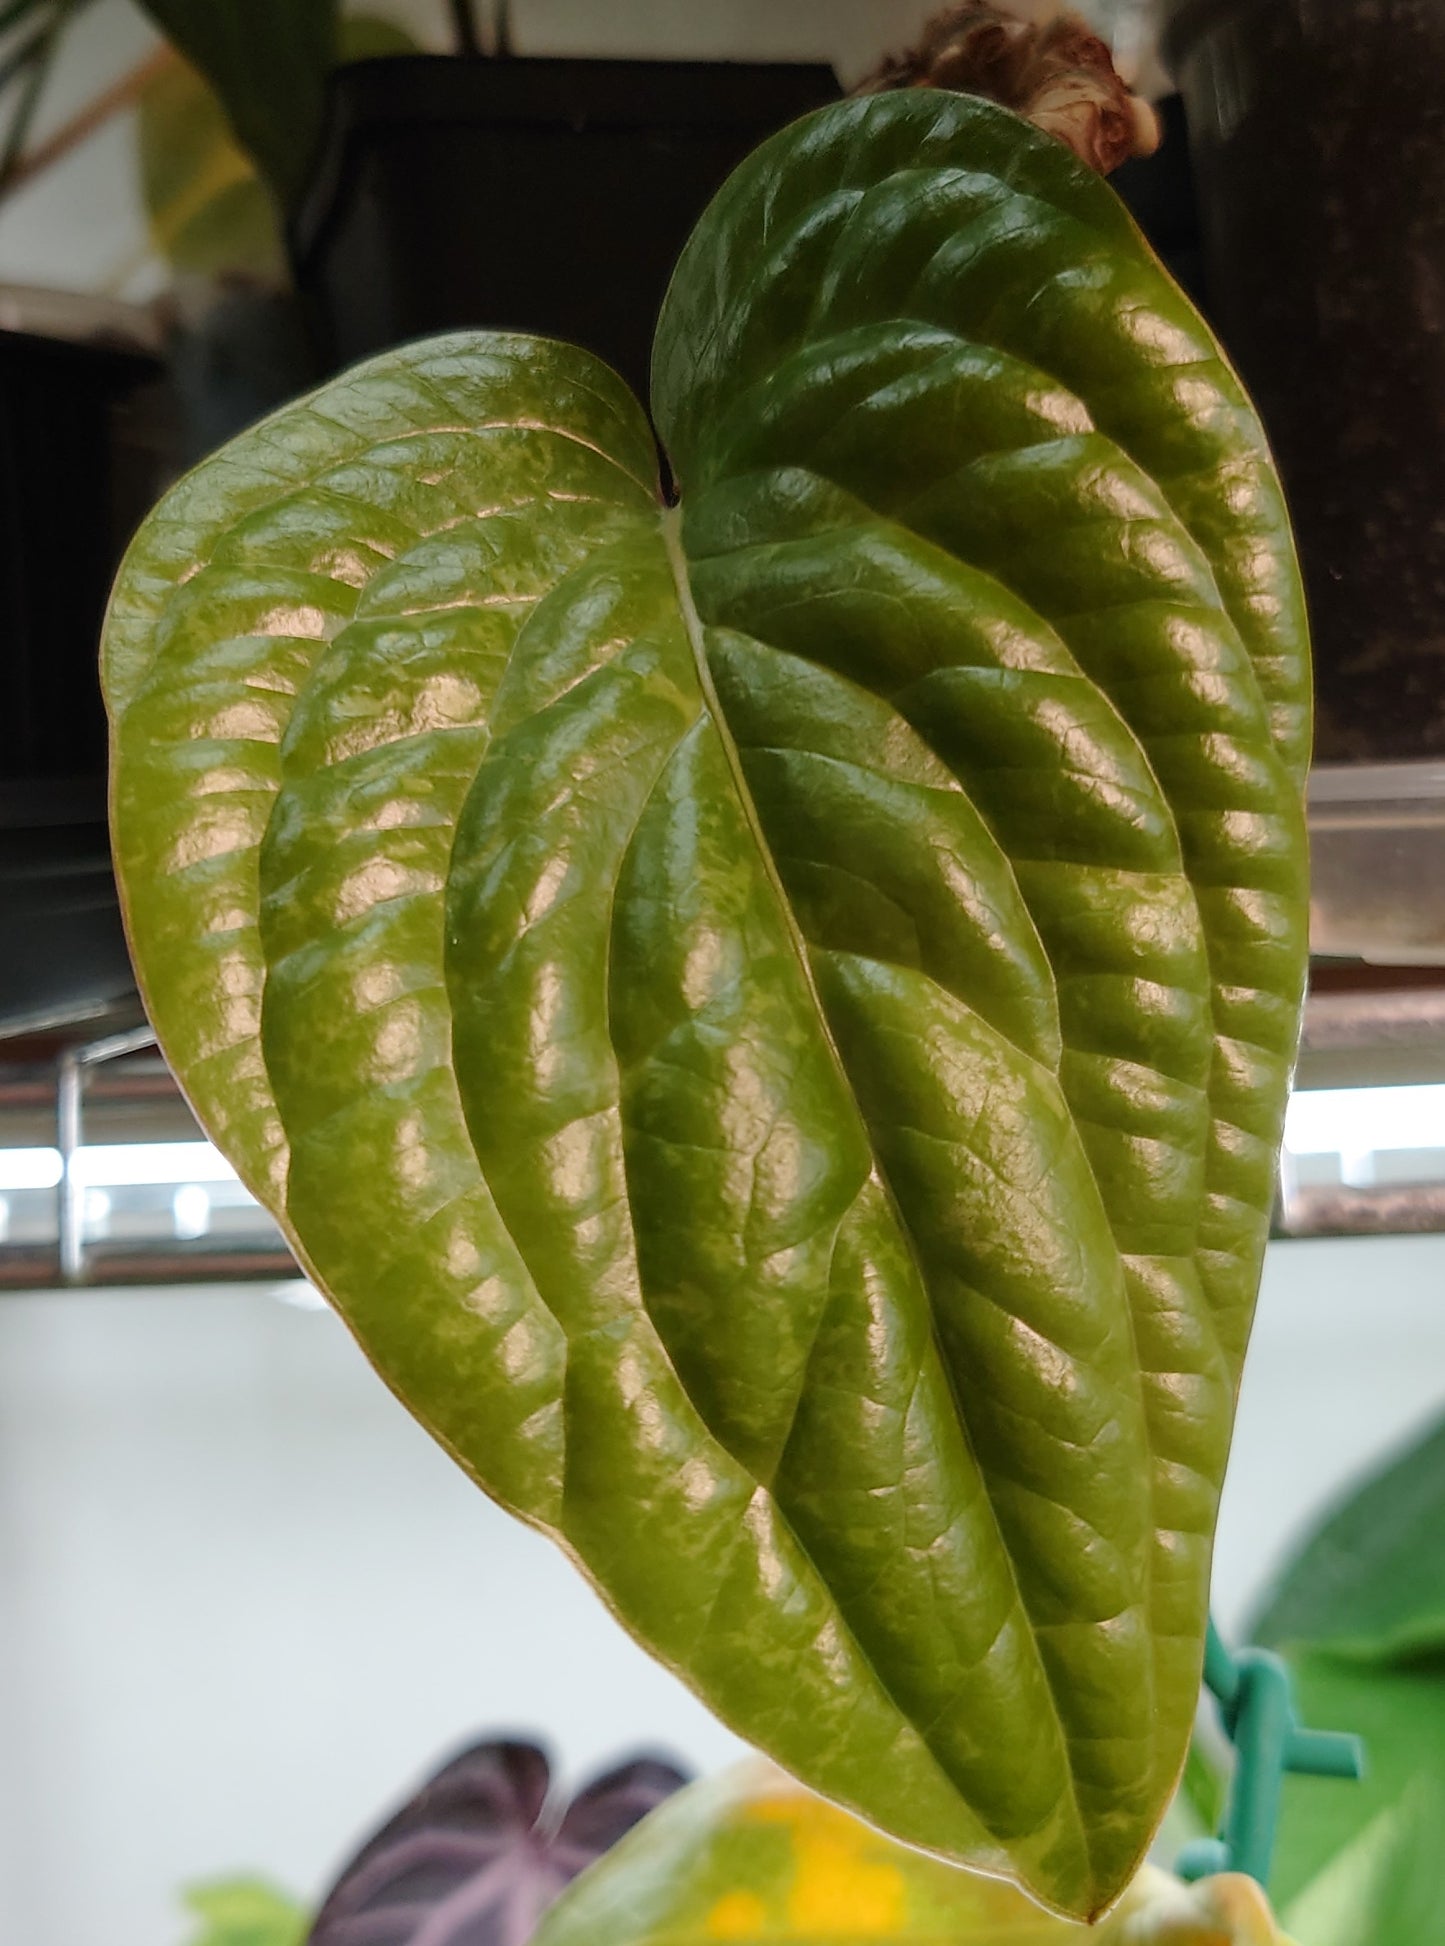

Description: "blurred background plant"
187 1746 1305 1946
1256 1412 1445 1945
0 1 101 203
0 0 420 286
181 1406 1445 1946
179 1880 306 1946
1170 1411 1445 1946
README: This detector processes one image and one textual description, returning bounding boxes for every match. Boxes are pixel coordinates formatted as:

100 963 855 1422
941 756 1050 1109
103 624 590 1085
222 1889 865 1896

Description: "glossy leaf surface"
309 1740 687 1946
532 1764 1298 1946
104 92 1310 1917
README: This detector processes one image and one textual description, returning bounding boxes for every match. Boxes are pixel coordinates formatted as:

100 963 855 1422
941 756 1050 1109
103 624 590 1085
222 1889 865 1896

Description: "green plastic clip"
1176 1619 1365 1888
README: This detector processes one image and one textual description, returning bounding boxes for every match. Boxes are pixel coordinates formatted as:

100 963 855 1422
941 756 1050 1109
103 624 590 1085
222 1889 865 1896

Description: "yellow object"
535 1762 1299 1946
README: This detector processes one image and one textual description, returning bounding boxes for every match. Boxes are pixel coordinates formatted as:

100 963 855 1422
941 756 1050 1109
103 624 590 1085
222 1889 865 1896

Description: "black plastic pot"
1164 0 1445 763
290 54 841 400
0 327 162 1032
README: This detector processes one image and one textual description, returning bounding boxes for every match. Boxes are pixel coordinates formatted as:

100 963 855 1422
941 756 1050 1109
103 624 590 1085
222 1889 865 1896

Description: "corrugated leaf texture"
105 92 1310 1918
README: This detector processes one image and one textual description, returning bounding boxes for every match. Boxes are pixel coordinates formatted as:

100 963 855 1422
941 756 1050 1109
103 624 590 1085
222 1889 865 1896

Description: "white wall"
0 1279 746 1946
0 0 163 299
0 1235 1441 1946
1213 1234 1445 1639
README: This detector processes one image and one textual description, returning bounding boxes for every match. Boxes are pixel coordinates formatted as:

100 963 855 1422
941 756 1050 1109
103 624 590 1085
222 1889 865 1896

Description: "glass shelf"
1309 762 1445 966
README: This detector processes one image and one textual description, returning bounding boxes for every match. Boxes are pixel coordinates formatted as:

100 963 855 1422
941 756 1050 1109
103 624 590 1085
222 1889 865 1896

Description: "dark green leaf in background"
1245 1410 1445 1929
104 93 1311 1919
1282 1773 1445 1946
134 0 338 205
137 50 285 281
1271 1653 1445 1917
136 16 418 282
1252 1410 1445 1660
1179 1736 1228 1841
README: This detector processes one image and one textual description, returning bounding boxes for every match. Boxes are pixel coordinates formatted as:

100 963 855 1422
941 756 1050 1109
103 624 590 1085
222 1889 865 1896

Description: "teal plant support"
1177 1619 1365 1888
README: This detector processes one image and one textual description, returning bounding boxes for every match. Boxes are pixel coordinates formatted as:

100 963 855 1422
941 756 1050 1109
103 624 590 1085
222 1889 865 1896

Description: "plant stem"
0 0 52 40
0 20 51 100
0 12 59 192
448 0 481 57
0 41 172 203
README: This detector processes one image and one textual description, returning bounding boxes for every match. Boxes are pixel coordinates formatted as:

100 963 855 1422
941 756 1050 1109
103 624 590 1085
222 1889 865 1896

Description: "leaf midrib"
659 503 1098 1882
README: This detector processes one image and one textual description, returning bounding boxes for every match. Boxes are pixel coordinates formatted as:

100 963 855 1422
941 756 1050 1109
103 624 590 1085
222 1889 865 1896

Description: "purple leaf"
309 1741 689 1946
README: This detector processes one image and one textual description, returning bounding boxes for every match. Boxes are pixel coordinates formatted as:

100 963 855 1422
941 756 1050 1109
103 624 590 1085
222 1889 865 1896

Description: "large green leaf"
103 92 1310 1918
531 1763 1298 1946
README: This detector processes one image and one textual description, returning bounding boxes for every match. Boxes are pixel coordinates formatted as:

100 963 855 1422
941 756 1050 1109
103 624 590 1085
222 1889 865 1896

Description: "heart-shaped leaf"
530 1763 1299 1946
104 91 1310 1918
309 1740 688 1946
